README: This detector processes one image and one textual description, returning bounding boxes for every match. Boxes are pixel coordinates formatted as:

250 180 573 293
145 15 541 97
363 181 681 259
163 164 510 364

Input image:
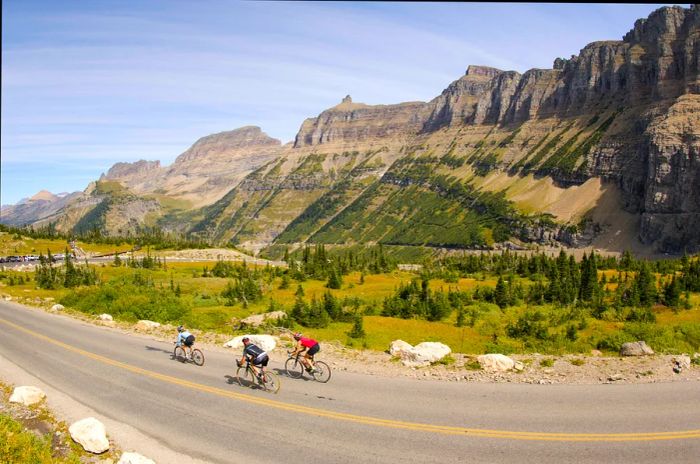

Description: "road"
0 301 699 463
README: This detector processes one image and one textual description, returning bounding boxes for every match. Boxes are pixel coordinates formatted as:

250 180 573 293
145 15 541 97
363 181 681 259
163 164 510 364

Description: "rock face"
477 354 516 372
224 334 278 352
294 97 428 148
101 160 162 187
9 386 46 405
117 452 156 464
620 341 655 356
389 340 451 367
69 417 110 454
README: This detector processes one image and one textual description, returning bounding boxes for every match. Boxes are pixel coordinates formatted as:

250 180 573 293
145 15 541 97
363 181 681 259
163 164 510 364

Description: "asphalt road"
1 301 699 464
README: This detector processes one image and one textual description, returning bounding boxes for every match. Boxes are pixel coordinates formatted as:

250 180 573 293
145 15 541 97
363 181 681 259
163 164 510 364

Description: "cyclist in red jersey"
290 332 320 373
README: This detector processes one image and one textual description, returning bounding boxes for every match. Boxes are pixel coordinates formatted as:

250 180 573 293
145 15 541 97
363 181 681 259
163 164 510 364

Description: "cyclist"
238 337 269 380
290 332 320 373
175 325 195 359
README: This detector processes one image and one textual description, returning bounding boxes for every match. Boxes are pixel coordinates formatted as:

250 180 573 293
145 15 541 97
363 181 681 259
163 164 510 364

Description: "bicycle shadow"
272 367 312 381
225 374 260 389
145 345 178 361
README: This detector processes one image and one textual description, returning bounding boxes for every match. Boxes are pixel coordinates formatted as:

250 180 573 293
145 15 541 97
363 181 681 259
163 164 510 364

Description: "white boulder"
673 355 691 370
388 340 451 367
117 452 156 464
136 320 160 329
98 314 113 321
50 304 64 312
389 340 414 357
477 354 516 372
224 334 277 352
240 311 287 328
69 417 110 454
9 386 46 405
620 341 654 356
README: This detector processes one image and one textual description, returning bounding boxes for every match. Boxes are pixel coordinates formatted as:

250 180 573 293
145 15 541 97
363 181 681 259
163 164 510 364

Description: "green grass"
0 415 81 464
3 258 700 356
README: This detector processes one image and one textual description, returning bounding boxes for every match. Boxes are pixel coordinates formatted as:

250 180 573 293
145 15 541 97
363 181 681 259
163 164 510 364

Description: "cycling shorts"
307 343 320 356
251 353 269 367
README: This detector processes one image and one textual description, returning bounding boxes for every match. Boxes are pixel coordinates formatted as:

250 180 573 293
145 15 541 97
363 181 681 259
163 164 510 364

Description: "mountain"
3 5 699 254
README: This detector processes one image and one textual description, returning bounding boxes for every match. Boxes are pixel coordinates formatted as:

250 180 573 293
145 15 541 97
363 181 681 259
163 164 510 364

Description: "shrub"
539 358 554 367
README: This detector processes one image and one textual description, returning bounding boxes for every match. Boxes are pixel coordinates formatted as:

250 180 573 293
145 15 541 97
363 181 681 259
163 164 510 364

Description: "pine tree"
663 275 681 308
634 262 657 307
63 248 80 288
347 313 366 338
494 276 508 309
326 268 342 289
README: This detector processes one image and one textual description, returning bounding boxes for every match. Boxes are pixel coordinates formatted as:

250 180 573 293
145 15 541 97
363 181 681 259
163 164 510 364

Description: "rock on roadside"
673 355 691 370
118 452 156 464
99 314 114 321
69 417 110 454
620 341 654 356
389 340 451 367
135 320 161 330
477 354 516 372
50 304 64 312
9 385 46 405
224 334 277 352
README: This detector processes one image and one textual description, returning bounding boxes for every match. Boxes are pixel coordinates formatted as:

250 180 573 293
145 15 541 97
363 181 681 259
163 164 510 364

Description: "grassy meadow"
1 232 699 355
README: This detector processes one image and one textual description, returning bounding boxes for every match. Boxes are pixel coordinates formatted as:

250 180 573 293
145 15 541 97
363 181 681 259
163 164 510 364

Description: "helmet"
293 332 302 340
242 337 250 344
177 325 184 332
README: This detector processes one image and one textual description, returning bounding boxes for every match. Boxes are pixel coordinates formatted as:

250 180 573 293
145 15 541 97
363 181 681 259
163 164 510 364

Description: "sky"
1 1 687 205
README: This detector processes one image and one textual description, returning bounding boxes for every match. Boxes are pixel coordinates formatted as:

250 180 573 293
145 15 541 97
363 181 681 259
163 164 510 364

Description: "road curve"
0 301 698 463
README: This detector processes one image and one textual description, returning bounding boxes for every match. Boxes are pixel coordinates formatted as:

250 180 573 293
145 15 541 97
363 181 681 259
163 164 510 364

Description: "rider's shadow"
145 345 177 360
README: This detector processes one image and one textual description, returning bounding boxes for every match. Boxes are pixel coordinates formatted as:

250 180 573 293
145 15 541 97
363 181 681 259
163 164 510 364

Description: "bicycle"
236 360 280 393
285 352 331 383
173 343 205 366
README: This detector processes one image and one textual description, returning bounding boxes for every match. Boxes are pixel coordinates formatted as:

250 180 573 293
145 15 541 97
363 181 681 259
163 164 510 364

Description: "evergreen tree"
63 248 80 288
326 268 342 289
494 276 508 309
663 275 681 308
347 313 366 338
634 262 657 307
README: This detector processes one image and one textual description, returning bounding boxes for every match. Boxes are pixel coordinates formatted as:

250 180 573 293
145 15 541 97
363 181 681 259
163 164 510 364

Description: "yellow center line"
3 316 699 442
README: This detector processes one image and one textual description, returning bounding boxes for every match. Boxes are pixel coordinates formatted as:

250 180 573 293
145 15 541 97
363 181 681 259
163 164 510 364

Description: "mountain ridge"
2 5 699 254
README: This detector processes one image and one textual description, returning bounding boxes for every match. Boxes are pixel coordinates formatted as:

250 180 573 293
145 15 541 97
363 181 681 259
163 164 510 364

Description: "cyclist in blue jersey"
175 325 196 359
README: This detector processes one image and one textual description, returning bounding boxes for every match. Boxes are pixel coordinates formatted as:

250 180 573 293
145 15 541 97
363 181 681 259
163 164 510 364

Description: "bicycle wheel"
262 371 280 394
311 361 331 383
236 367 253 388
174 346 186 362
285 357 304 379
191 349 205 366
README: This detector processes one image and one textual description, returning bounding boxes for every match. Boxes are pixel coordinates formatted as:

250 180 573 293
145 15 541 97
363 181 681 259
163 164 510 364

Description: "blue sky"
1 1 686 205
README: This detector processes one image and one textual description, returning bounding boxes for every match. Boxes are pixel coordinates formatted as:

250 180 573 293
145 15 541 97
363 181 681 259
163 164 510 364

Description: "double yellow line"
2 316 699 442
